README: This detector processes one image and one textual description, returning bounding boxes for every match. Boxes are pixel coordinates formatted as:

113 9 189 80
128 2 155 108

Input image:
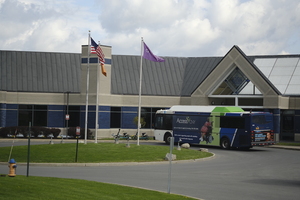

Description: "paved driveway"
1 140 300 200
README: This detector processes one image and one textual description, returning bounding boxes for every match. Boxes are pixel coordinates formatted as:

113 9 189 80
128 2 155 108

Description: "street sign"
75 126 81 162
76 126 80 136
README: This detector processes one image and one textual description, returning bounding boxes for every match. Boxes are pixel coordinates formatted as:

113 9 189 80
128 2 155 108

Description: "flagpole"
95 41 100 143
137 37 144 146
84 31 91 145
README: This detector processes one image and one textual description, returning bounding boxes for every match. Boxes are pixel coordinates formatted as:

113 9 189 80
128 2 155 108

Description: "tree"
133 116 146 128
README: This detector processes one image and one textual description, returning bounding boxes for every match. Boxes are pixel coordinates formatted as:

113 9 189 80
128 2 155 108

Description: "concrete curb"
0 139 160 142
266 145 300 151
0 153 215 167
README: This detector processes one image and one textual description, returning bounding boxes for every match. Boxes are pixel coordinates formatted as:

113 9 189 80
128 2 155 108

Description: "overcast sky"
1 0 300 57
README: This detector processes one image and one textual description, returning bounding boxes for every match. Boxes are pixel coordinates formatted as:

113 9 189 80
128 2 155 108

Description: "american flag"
91 37 105 65
90 46 96 53
90 37 106 76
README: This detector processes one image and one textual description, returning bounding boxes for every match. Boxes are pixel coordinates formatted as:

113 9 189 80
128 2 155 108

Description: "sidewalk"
267 145 300 151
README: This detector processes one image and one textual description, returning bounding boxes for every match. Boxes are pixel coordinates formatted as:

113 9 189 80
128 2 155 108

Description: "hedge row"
67 127 92 138
0 126 92 139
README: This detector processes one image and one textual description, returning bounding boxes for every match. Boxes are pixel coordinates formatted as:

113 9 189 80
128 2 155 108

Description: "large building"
1 45 300 141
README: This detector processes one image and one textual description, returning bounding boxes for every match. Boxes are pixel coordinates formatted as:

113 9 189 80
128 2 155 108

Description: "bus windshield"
155 114 172 130
251 113 273 128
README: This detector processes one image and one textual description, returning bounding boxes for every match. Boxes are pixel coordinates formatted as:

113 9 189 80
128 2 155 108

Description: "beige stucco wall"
81 45 112 96
1 91 65 105
289 97 300 109
80 44 184 108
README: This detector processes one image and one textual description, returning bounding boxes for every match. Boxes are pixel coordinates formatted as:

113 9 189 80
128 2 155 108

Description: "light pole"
65 91 70 140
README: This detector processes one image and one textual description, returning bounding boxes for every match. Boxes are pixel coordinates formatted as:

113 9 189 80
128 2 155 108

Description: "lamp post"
65 91 71 140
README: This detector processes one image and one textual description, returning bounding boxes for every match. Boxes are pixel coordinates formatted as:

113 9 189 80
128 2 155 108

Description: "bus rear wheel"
164 133 172 145
220 138 230 149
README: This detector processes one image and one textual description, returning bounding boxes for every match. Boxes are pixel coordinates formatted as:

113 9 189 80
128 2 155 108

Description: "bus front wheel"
220 138 230 149
164 133 172 145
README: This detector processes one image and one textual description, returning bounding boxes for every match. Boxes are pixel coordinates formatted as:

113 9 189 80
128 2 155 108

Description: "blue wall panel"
100 106 110 111
122 107 138 112
48 105 64 111
88 111 96 129
122 113 137 129
6 110 18 127
121 106 137 129
48 110 64 127
2 104 17 127
99 111 110 129
82 58 111 64
0 104 6 127
80 105 97 129
6 104 18 109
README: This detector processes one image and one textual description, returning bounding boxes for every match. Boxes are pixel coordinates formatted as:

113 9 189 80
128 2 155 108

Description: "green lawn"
0 175 196 200
0 142 205 199
0 142 212 163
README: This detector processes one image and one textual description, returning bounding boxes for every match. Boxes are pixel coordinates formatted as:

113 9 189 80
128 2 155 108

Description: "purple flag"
143 42 165 62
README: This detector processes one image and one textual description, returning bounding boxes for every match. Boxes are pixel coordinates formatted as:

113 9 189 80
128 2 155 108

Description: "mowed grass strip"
0 175 197 200
0 143 212 163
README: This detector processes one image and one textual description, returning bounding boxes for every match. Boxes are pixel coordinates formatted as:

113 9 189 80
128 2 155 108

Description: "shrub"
50 128 61 138
0 126 61 138
0 127 15 138
133 116 146 128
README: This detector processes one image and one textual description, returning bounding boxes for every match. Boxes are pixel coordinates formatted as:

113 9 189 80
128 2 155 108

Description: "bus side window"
165 115 172 130
220 116 245 129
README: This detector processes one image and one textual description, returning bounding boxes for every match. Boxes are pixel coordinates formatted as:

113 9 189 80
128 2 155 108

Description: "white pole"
8 130 16 162
95 42 100 143
167 137 174 194
137 37 144 146
84 31 91 144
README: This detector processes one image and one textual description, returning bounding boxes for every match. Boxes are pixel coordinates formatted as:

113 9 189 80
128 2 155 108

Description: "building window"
110 107 121 128
67 106 81 127
18 105 47 126
141 108 151 128
141 107 166 129
281 110 295 141
212 67 250 95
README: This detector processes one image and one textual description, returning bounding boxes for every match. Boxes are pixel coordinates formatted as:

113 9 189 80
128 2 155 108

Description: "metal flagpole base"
49 137 54 145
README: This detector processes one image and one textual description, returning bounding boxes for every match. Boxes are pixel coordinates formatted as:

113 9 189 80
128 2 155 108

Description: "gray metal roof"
2 48 300 97
111 55 222 96
182 57 223 95
0 50 81 93
112 46 296 97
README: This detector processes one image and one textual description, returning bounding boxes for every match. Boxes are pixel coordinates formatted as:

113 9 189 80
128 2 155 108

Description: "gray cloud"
1 0 300 57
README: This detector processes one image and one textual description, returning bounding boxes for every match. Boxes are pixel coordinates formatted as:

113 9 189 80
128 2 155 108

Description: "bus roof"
166 106 244 113
212 107 244 113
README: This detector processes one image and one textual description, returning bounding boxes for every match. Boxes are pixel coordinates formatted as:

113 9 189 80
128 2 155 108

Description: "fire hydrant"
8 159 17 177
